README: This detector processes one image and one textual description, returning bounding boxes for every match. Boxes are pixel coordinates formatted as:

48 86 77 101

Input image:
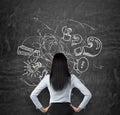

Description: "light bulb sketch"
23 58 42 77
17 18 102 86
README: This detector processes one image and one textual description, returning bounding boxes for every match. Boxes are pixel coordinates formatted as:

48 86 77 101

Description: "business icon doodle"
17 18 102 86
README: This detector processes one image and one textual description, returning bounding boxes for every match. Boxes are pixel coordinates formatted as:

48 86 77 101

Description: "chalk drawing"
83 36 102 57
17 18 102 86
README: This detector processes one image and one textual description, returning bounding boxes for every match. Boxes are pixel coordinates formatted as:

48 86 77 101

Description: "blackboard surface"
0 0 120 115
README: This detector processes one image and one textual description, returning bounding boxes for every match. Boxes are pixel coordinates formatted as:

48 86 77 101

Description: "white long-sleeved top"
30 74 92 110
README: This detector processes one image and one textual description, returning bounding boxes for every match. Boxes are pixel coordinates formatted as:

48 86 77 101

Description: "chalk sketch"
17 18 102 86
73 57 89 73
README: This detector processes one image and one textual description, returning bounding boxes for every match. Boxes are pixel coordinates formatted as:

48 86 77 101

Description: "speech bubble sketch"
83 36 102 57
17 18 102 86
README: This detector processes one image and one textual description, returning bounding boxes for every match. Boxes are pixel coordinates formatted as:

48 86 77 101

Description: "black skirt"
47 102 74 115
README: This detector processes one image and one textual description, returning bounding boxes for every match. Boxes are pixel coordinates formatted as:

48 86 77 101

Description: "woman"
30 53 92 115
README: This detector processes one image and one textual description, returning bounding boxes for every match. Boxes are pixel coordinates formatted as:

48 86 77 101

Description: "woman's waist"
50 96 71 103
50 102 71 106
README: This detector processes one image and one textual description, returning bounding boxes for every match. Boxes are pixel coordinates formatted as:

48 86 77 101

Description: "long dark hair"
50 53 71 91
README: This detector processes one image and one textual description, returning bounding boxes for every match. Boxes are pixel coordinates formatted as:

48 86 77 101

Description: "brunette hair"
50 53 71 91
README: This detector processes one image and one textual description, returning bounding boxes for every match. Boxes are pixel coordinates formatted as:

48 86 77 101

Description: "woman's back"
30 53 92 115
30 73 92 108
46 74 72 103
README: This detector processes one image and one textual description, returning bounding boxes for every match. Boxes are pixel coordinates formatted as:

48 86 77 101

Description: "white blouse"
30 74 92 110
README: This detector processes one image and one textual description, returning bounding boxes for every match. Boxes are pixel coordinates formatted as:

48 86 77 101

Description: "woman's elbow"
30 92 34 100
88 91 92 99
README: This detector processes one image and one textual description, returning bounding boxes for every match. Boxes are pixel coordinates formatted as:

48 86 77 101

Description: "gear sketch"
17 18 102 86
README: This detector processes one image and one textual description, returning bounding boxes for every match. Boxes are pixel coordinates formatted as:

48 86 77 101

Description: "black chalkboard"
0 0 120 115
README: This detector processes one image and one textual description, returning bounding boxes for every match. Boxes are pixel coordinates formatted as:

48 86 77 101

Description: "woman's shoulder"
44 74 50 78
70 73 77 79
40 74 50 85
70 73 80 82
41 74 50 81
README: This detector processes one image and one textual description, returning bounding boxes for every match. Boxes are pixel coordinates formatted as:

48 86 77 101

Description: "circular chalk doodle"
17 18 102 86
76 57 89 73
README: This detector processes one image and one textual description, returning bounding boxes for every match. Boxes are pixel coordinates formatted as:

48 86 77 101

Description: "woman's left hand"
40 104 51 113
70 104 81 112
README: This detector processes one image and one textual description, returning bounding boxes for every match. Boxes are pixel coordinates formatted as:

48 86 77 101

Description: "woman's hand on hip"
70 104 81 112
40 104 51 113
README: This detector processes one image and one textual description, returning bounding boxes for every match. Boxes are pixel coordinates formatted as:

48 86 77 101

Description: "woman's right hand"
40 104 51 113
70 104 81 112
